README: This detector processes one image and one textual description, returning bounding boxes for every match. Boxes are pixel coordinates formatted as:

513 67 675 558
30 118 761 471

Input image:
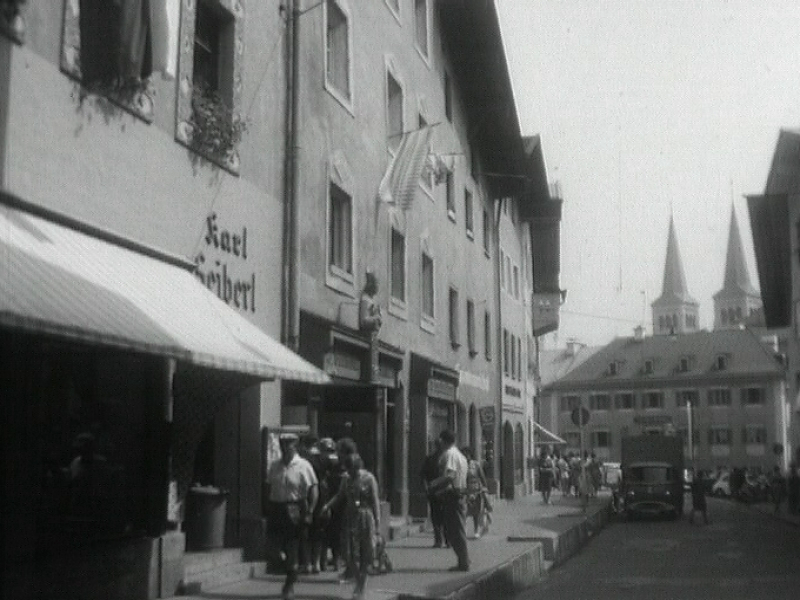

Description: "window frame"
589 393 611 411
464 188 474 239
484 310 492 361
708 387 732 407
643 390 664 410
388 225 408 318
385 59 405 155
174 0 246 172
448 286 460 349
483 207 492 257
446 171 456 221
466 299 476 356
614 392 635 410
325 152 357 296
420 249 436 332
323 0 354 111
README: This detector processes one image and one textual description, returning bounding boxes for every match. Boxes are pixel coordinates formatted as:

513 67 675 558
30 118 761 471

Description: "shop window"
175 0 246 172
390 227 406 304
328 183 353 277
325 0 352 104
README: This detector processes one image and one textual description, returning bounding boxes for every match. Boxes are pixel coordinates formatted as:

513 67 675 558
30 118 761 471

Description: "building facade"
1 2 329 598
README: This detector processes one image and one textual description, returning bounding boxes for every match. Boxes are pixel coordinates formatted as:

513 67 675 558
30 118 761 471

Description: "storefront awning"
533 421 567 445
0 194 330 383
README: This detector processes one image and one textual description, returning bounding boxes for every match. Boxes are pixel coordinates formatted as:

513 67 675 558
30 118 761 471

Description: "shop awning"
0 193 330 383
533 421 567 445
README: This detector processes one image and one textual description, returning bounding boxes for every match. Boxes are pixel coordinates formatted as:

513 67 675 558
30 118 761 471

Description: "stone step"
183 548 244 578
183 560 266 592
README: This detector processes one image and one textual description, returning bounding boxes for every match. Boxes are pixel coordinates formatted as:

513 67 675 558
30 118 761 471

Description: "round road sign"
571 407 590 427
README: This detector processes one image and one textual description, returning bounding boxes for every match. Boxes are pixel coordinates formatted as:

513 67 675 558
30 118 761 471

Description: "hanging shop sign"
479 406 495 428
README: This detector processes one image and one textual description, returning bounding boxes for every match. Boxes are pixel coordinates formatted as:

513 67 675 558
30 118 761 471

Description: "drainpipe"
493 196 504 492
282 0 300 351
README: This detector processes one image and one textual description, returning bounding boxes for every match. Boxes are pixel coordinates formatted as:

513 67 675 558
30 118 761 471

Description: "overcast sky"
497 0 800 348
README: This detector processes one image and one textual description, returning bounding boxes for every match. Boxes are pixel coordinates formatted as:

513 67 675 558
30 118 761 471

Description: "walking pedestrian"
264 433 319 600
688 469 708 524
429 429 470 572
322 452 381 600
557 453 570 495
769 465 786 514
538 448 554 505
421 439 448 548
462 447 489 539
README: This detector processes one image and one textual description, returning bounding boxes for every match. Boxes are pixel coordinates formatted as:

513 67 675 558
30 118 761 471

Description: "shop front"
0 194 329 600
294 312 405 514
408 353 460 517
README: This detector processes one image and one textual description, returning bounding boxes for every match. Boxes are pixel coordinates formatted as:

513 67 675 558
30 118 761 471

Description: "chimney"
634 325 645 341
566 339 580 357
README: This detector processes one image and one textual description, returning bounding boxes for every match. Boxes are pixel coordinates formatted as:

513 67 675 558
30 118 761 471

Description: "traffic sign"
571 407 590 427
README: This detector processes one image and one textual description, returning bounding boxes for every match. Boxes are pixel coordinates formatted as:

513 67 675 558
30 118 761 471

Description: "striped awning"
533 421 567 445
0 194 330 384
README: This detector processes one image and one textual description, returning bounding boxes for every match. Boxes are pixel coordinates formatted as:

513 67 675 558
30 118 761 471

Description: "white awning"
0 194 330 384
533 421 567 445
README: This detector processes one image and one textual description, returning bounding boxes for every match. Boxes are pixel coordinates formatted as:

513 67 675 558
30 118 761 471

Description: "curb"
398 500 613 600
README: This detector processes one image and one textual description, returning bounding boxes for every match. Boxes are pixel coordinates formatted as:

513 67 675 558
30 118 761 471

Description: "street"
516 497 800 600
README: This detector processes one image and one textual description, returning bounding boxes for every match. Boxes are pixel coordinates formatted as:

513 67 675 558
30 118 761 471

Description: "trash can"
185 485 228 551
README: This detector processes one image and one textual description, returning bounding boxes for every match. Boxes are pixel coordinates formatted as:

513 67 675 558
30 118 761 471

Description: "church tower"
713 205 762 329
652 216 699 335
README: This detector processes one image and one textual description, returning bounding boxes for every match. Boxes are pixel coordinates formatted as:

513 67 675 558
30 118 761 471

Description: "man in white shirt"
432 429 470 572
265 433 318 600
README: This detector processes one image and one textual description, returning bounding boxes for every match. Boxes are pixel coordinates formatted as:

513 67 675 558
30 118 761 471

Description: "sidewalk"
168 490 613 600
749 501 800 526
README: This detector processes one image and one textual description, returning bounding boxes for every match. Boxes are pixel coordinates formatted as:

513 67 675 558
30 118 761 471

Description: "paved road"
515 497 800 600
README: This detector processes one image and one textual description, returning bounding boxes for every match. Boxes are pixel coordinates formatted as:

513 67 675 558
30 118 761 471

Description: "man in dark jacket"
689 469 709 525
421 439 448 548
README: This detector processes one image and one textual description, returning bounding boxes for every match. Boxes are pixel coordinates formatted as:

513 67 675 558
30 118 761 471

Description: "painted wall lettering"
195 212 257 313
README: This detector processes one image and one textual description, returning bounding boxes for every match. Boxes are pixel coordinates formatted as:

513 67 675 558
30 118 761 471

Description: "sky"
496 0 800 349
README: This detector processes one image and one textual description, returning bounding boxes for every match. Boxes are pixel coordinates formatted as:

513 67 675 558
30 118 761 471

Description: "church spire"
652 215 699 335
721 204 756 295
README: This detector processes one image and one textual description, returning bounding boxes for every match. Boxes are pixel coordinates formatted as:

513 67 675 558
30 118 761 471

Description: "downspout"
282 0 300 351
493 196 504 493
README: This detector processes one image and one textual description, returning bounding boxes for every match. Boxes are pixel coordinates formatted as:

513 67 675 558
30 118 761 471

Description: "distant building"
544 218 789 471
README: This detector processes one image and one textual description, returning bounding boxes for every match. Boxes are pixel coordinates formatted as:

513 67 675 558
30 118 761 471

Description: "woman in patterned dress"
322 452 380 600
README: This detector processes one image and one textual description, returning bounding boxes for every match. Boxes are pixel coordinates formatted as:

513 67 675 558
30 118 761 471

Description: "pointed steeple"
658 215 696 304
652 215 699 335
721 205 756 295
713 205 762 330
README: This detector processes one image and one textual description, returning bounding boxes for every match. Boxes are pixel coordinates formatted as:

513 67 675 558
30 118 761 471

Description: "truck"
620 434 684 519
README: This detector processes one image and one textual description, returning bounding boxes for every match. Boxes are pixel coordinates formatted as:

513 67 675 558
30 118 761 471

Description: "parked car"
711 472 731 497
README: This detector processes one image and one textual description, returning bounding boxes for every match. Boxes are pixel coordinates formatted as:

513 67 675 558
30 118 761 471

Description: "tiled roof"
539 344 603 387
544 328 783 390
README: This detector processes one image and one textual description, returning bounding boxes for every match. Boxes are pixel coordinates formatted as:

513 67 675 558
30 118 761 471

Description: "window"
560 395 581 412
506 256 512 295
325 0 351 102
614 393 635 410
499 250 506 290
466 299 476 356
421 252 435 320
444 71 452 122
678 356 690 372
513 265 520 300
591 430 611 448
741 387 766 406
714 354 728 371
61 0 161 120
173 0 245 168
676 389 698 408
390 228 405 303
387 70 403 153
744 425 767 445
708 388 731 407
328 183 353 275
643 359 654 375
508 333 517 379
589 394 611 411
464 190 474 237
643 391 664 409
708 427 731 446
414 0 428 58
503 329 510 376
517 337 522 380
446 172 456 219
484 311 492 360
449 288 460 348
607 361 618 376
483 208 491 256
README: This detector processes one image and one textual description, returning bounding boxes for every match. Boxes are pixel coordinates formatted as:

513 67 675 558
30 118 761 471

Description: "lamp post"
686 399 694 465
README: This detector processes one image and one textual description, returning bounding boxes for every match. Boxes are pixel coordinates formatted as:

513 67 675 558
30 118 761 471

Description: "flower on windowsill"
189 83 248 164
